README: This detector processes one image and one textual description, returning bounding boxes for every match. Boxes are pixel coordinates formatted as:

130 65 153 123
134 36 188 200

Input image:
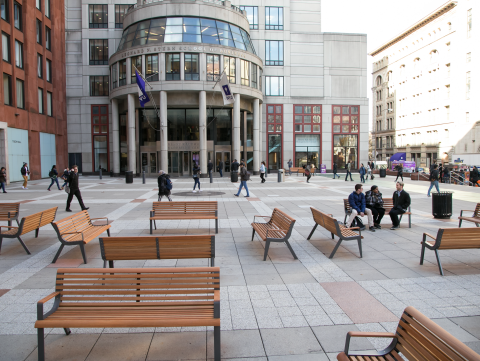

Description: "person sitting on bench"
389 181 411 230
347 184 375 232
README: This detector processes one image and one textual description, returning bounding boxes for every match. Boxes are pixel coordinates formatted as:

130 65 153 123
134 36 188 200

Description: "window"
2 32 10 62
265 40 283 66
239 6 258 29
90 76 109 96
119 60 126 86
38 88 43 114
466 71 471 99
92 105 109 170
45 26 51 51
267 104 283 133
3 73 11 105
89 39 108 65
206 54 220 81
36 0 41 10
46 91 52 116
115 5 130 28
111 63 117 88
294 105 321 133
15 78 23 109
46 59 51 82
265 7 283 30
184 53 199 81
251 64 257 89
259 68 262 92
467 9 472 38
241 60 249 86
224 56 235 83
467 52 471 63
36 19 42 44
376 76 382 86
14 2 21 30
146 54 158 81
45 0 50 18
131 55 141 84
89 4 108 28
14 40 22 68
265 76 283 96
37 54 42 78
165 53 180 80
1 0 8 22
332 105 359 134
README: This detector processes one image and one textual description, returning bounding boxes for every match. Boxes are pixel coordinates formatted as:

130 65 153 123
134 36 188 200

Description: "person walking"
389 181 411 230
359 163 366 183
192 162 201 192
345 161 353 181
60 168 69 189
346 184 375 232
366 163 372 182
66 165 89 212
0 167 7 193
47 165 62 191
218 160 224 177
365 185 385 229
287 159 293 175
234 163 250 197
333 161 340 179
157 170 172 201
395 163 404 182
470 166 479 186
21 162 30 189
305 164 312 183
427 164 440 197
260 161 266 183
443 167 450 184
207 160 214 179
438 164 444 183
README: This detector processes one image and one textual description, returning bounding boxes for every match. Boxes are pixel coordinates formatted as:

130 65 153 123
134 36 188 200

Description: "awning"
389 153 406 162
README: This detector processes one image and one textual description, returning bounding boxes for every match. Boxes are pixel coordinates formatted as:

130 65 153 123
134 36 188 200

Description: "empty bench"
308 207 363 259
0 202 20 226
337 306 480 361
420 227 480 275
0 207 57 255
99 235 215 268
458 203 480 227
52 210 111 264
35 267 221 361
344 198 412 228
251 208 297 260
150 201 218 234
290 167 305 176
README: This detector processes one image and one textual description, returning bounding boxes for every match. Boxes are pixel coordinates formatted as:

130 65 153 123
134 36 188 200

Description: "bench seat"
344 198 411 228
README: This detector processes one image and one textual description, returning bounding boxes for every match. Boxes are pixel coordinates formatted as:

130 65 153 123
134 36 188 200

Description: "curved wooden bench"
344 198 411 228
420 227 480 275
0 202 20 227
251 208 297 260
52 210 111 264
150 201 218 234
35 267 221 361
99 235 215 268
308 207 363 258
337 306 480 361
0 207 57 254
458 203 480 227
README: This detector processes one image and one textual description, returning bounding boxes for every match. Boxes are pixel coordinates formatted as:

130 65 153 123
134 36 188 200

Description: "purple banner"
392 161 416 172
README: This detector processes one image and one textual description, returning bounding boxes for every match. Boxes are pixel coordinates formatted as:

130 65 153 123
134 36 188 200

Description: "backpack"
49 170 54 177
166 178 173 190
350 216 364 229
245 171 251 181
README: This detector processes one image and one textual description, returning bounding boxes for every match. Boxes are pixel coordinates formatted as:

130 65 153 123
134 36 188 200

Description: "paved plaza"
1 173 480 360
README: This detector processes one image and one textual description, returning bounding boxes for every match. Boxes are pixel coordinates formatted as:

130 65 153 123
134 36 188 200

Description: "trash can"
110 171 113 177
231 171 238 182
379 168 387 178
125 171 133 184
432 192 453 219
278 169 285 182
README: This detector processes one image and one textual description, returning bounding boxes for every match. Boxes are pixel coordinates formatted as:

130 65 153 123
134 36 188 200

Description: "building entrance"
215 152 231 173
141 152 157 176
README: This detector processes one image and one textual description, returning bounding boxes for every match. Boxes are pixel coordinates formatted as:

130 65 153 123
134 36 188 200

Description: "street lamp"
373 108 393 164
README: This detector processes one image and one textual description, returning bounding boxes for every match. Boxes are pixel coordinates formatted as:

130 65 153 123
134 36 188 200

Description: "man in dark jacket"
365 185 384 228
66 165 89 212
231 159 239 174
207 160 213 178
234 163 250 197
470 166 479 186
347 184 375 232
157 170 172 201
218 160 224 177
389 181 411 230
427 164 440 197
333 162 340 179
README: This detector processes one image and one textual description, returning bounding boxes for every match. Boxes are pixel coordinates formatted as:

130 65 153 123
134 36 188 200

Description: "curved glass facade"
117 17 256 55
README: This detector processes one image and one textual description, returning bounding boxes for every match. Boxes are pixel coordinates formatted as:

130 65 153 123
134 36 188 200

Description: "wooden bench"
337 306 480 361
308 207 363 259
52 210 111 264
35 267 221 361
290 167 305 176
344 198 412 228
458 203 480 227
0 202 20 227
420 227 480 275
0 207 57 255
251 208 297 261
99 235 215 268
150 201 218 234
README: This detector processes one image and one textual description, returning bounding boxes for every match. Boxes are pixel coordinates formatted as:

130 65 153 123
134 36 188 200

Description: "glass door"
149 153 157 174
215 152 222 173
224 152 231 172
183 151 190 176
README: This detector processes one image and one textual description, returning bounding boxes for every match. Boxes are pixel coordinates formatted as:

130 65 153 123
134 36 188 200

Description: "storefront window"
267 104 282 133
333 134 357 169
140 109 159 146
93 136 108 171
295 134 320 168
246 113 253 147
268 134 282 170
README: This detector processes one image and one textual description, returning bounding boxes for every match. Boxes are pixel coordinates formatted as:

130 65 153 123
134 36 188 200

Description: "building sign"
118 46 248 61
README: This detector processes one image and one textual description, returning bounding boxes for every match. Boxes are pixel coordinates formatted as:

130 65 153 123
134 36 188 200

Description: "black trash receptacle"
125 171 133 184
379 168 387 178
110 171 113 177
231 171 238 182
432 192 453 219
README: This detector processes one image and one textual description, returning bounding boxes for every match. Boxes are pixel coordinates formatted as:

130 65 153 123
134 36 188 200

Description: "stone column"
233 93 241 162
111 98 120 175
160 91 168 172
199 91 207 177
127 94 136 173
126 58 132 85
180 52 185 80
253 98 260 175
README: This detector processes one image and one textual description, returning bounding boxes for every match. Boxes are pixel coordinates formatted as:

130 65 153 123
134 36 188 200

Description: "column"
180 52 185 80
253 99 260 175
126 58 132 85
199 91 207 177
160 91 168 171
111 99 120 175
233 94 241 162
127 94 136 173
259 103 263 160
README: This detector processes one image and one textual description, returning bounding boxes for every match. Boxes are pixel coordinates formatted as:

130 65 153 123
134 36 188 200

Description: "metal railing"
449 171 474 186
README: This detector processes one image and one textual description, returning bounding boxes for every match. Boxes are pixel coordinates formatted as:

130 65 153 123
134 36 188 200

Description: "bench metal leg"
35 228 39 238
109 260 114 268
420 244 426 265
52 244 65 263
307 224 318 240
434 249 444 276
251 228 255 241
409 213 411 228
0 237 3 253
64 328 71 335
284 240 298 259
107 228 110 237
263 240 271 261
344 214 347 224
459 219 463 227
103 260 107 268
329 239 343 259
210 257 214 267
150 220 152 234
17 236 31 255
215 219 218 234
37 328 45 361
357 238 362 258
79 244 88 264
331 232 334 240
214 326 221 361
399 214 403 228
154 220 157 230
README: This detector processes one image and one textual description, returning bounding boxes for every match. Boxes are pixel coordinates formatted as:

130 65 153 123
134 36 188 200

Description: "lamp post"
373 108 393 164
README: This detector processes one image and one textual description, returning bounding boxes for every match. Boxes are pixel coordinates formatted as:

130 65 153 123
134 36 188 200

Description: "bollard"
99 168 102 180
278 171 281 183
142 170 146 184
209 171 213 183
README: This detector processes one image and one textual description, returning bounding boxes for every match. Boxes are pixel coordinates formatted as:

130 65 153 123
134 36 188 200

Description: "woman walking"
192 162 201 192
260 161 266 183
157 170 172 201
366 163 371 182
305 164 312 183
0 167 7 193
47 165 62 191
395 163 404 182
61 168 69 189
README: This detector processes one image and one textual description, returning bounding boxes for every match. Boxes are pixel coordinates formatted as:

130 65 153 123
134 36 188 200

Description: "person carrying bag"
260 161 266 183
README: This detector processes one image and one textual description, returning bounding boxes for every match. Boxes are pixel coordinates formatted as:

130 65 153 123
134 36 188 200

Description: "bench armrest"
61 231 85 242
460 210 476 217
0 225 18 230
91 217 109 225
254 215 271 222
423 233 436 240
344 331 397 355
37 292 61 321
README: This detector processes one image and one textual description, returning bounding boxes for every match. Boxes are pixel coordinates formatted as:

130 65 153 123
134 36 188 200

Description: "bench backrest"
269 208 296 236
318 210 339 235
55 267 220 310
52 210 92 237
396 306 480 361
473 203 480 218
310 207 325 228
152 201 217 215
99 236 215 261
433 228 480 249
19 207 58 236
0 203 20 220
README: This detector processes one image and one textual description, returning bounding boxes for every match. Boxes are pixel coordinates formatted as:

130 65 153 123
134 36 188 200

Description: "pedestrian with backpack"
234 163 250 197
333 161 340 179
192 162 201 192
21 162 30 189
0 167 7 193
427 164 440 197
61 168 69 189
47 165 62 191
157 170 172 201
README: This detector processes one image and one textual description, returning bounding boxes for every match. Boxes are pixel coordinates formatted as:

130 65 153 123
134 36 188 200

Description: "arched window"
414 57 421 70
376 75 382 86
387 71 393 82
430 50 439 63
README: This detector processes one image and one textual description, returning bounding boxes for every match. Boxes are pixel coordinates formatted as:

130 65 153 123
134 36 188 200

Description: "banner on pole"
218 73 234 105
135 70 150 107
